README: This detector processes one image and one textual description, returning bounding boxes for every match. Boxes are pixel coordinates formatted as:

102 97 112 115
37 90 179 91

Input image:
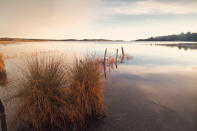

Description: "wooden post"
0 99 7 131
121 47 124 56
103 63 106 79
103 48 107 79
104 48 107 64
115 49 118 69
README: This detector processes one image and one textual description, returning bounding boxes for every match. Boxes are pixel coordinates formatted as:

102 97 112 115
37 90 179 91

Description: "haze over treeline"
136 32 197 41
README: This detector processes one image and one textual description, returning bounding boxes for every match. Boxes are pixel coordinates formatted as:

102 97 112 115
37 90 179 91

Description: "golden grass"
0 53 5 71
0 41 14 44
14 54 105 130
14 55 71 130
68 57 105 120
0 53 7 84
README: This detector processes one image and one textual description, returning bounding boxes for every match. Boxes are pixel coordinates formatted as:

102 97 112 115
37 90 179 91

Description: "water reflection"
152 43 197 51
96 64 197 130
102 47 132 79
1 41 197 130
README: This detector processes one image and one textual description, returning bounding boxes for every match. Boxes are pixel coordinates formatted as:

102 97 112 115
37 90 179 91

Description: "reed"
0 53 7 84
14 54 105 130
14 55 77 130
68 56 105 121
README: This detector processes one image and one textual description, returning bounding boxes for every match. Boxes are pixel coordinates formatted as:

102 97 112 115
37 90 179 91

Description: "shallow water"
1 41 197 131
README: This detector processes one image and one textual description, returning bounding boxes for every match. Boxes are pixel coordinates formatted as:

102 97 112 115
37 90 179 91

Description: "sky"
0 0 197 40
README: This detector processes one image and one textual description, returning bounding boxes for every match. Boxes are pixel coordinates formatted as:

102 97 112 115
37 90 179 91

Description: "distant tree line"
0 37 115 42
136 32 197 41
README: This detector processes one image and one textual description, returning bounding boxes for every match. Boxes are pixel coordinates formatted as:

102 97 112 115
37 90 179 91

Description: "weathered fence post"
115 49 118 69
121 47 124 56
104 48 107 64
103 48 107 79
0 99 7 131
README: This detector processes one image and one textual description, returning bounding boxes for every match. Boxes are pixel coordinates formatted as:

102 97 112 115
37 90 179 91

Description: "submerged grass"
14 54 105 131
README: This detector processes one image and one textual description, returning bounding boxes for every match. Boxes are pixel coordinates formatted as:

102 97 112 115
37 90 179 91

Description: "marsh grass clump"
0 53 7 85
14 54 105 131
14 55 80 131
68 56 105 121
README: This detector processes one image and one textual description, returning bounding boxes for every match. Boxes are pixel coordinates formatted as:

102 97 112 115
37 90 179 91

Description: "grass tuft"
0 53 7 84
14 55 70 130
68 56 105 120
14 54 105 130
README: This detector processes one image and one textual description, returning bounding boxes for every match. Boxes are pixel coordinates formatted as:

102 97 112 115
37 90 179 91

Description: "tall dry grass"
14 55 78 130
68 57 105 120
0 53 5 71
0 53 7 84
14 54 105 131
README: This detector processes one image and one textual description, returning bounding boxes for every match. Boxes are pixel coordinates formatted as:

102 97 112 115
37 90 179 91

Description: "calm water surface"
1 41 197 131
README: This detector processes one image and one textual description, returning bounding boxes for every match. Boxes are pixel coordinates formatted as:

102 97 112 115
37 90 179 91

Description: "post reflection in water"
102 47 132 79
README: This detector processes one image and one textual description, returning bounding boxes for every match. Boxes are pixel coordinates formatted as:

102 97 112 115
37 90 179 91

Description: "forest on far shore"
136 32 197 41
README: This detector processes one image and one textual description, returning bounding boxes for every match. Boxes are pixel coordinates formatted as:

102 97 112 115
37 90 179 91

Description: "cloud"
102 0 197 15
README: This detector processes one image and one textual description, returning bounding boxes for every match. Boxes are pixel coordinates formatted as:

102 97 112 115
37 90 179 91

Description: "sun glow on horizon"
0 0 197 40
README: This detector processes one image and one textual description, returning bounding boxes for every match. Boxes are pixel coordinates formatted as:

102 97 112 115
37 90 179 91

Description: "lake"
1 41 197 131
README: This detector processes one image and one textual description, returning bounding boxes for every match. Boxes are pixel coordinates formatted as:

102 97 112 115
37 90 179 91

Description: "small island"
136 32 197 41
